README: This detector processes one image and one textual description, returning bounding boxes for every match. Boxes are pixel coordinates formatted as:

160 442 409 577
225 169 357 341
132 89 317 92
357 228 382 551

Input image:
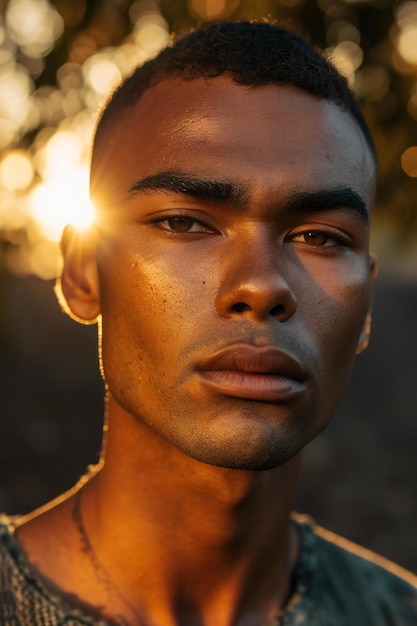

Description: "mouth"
197 344 306 402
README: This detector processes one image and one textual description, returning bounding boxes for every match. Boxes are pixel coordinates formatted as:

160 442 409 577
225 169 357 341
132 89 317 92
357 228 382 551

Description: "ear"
356 254 378 355
55 225 101 325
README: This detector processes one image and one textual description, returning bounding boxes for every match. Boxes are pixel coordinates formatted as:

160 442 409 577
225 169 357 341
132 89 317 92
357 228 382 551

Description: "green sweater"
0 514 416 625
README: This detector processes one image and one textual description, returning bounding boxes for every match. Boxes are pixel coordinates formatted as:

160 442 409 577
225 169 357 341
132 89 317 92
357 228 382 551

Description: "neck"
78 396 301 625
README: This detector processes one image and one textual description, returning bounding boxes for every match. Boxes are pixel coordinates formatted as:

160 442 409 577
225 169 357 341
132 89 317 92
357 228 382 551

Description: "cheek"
286 266 372 434
306 265 372 389
299 252 371 333
98 247 205 381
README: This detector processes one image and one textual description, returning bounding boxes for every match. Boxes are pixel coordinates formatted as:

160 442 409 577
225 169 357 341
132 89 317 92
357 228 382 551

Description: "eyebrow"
129 170 369 223
129 171 246 206
286 188 369 223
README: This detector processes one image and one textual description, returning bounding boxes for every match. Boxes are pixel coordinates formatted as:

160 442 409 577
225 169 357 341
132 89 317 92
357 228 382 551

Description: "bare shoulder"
12 490 100 604
14 493 78 572
16 490 74 546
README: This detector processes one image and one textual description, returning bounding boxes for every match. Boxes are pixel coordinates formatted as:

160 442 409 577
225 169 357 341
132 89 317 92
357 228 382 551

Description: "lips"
197 345 306 402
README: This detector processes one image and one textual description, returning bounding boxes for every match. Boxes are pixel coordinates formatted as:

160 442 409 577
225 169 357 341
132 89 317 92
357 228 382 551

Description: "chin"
178 433 306 472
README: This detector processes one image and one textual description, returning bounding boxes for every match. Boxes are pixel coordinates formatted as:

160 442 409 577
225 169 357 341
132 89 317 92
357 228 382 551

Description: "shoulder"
0 515 101 626
313 519 417 590
291 513 417 625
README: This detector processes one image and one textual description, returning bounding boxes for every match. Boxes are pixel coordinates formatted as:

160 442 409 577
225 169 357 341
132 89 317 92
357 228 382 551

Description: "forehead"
90 76 376 208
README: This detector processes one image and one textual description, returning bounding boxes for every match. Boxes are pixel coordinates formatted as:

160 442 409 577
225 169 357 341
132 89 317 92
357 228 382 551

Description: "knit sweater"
0 513 416 625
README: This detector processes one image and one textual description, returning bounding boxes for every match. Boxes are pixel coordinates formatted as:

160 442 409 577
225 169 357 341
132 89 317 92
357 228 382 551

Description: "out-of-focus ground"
0 257 416 573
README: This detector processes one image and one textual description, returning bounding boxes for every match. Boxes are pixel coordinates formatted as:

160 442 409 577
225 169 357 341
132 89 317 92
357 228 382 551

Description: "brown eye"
303 231 329 246
152 213 216 235
167 217 195 232
287 228 347 248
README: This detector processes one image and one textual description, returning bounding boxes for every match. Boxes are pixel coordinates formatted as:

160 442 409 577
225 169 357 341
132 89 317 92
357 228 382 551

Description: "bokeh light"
397 27 417 65
189 0 239 20
396 0 417 30
133 14 170 54
401 146 417 177
35 131 84 180
329 41 363 84
30 166 94 241
395 2 417 66
326 20 361 46
0 0 416 279
0 64 33 129
0 0 172 278
5 0 64 58
0 118 19 150
0 150 34 190
83 53 122 96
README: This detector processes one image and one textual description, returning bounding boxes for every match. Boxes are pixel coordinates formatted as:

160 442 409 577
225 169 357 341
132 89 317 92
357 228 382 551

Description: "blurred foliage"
0 0 416 279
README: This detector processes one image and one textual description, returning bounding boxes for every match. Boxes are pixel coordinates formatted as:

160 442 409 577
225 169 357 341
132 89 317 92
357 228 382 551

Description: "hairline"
91 75 377 176
91 21 377 179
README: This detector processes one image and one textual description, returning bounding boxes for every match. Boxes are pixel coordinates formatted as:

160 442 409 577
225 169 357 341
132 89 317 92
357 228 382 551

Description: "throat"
71 461 300 626
74 482 299 626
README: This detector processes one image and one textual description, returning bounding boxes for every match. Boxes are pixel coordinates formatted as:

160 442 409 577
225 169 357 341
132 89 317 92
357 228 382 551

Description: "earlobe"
356 254 378 355
55 225 101 325
356 312 372 354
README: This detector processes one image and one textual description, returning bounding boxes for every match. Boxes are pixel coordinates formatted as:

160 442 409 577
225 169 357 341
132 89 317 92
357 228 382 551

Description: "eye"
151 214 215 234
295 231 332 246
288 228 350 248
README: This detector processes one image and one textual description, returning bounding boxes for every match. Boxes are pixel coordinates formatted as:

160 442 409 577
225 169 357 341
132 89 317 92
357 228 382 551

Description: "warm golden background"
0 0 417 276
0 0 416 572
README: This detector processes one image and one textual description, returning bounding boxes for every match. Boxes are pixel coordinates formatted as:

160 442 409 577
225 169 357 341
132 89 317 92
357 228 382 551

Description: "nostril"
231 302 252 313
230 302 286 316
270 304 285 317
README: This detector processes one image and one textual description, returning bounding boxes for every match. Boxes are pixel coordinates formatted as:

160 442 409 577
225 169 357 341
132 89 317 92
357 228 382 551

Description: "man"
0 20 416 626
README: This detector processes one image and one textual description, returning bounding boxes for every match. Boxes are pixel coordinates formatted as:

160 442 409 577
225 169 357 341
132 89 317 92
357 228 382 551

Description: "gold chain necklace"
72 489 142 626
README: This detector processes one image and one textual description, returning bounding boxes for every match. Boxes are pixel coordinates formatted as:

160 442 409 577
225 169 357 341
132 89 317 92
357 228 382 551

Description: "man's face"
89 77 376 470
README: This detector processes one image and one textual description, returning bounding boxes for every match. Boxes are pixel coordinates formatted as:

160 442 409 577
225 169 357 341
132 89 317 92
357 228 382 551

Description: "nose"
215 231 297 323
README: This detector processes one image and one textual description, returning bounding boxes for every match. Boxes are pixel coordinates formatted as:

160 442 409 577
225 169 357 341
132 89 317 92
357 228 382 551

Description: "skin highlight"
90 78 375 471
15 77 376 626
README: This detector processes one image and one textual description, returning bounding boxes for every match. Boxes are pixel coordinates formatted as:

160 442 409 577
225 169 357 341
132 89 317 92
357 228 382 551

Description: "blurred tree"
0 0 416 281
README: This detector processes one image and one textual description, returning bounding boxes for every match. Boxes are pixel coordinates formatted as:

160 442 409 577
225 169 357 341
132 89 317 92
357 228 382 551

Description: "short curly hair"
93 21 375 161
